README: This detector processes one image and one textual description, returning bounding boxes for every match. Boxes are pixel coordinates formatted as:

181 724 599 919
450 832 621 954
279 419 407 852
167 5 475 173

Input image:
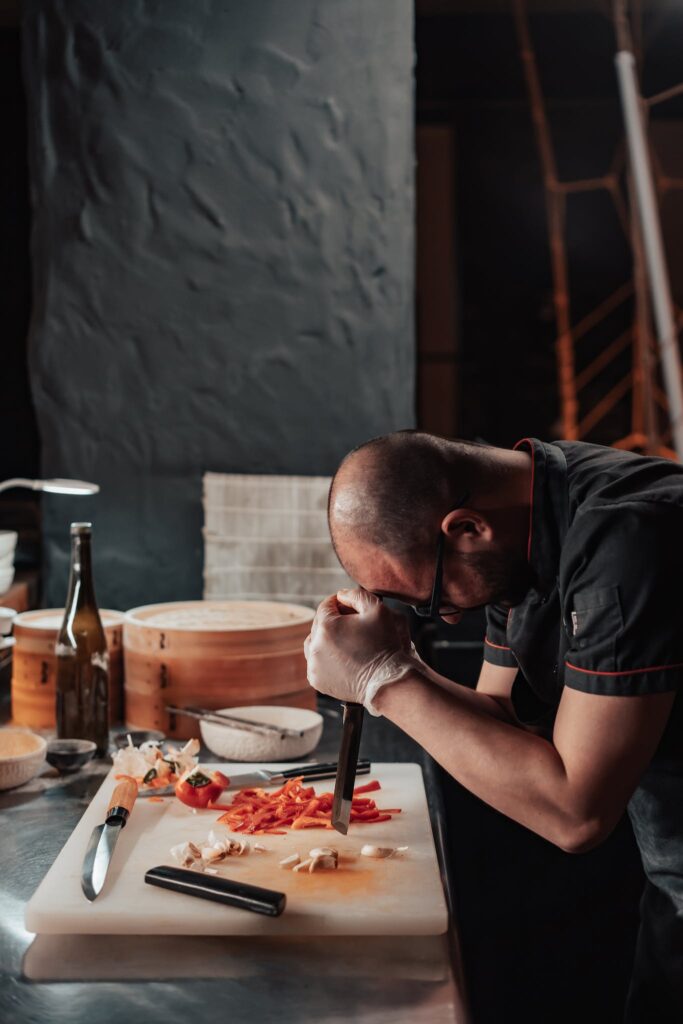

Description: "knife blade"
81 777 138 902
331 701 365 835
137 759 372 797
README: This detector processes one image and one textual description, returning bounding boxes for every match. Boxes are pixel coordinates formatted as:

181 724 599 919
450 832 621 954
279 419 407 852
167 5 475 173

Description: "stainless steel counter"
0 691 469 1023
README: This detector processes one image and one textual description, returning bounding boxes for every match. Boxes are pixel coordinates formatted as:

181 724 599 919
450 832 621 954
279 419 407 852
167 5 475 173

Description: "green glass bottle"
55 523 109 756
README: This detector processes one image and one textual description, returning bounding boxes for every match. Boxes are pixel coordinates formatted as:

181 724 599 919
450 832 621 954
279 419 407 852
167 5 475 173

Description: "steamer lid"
124 600 315 632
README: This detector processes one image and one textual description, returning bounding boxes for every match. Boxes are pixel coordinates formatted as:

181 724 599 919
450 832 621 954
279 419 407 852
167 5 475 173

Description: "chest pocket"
568 586 623 666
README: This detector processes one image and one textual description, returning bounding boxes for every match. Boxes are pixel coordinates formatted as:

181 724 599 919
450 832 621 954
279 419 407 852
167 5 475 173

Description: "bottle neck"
65 532 98 608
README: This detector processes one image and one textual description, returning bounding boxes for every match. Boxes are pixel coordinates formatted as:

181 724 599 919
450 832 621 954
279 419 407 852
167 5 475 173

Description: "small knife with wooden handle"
81 777 138 902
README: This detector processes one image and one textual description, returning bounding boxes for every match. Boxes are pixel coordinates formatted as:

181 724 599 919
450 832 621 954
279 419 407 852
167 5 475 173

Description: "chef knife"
137 759 371 797
81 777 138 902
331 701 365 835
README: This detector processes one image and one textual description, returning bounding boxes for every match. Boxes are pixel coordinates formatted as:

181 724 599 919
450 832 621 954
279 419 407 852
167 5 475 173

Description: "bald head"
328 431 499 567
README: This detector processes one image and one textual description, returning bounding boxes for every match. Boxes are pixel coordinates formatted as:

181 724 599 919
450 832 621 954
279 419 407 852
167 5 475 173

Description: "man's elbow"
555 816 615 855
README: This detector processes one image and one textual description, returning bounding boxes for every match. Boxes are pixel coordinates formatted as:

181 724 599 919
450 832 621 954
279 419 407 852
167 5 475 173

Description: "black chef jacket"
483 438 683 1022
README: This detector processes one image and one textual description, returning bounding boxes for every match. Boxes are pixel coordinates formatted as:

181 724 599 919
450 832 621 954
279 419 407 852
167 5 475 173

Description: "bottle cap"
70 522 93 535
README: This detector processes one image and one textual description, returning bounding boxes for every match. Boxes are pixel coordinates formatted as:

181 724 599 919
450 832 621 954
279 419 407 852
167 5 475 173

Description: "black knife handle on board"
279 759 371 781
145 865 286 917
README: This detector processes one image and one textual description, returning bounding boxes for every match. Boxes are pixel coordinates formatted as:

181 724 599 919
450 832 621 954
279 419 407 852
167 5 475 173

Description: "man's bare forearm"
418 663 518 723
374 669 588 851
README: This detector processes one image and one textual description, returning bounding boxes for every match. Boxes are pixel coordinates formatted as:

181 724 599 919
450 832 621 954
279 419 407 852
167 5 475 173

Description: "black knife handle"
145 865 286 917
339 702 365 801
279 760 370 781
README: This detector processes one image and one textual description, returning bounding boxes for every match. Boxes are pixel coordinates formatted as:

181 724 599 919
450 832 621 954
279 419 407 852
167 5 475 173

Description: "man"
304 431 683 1022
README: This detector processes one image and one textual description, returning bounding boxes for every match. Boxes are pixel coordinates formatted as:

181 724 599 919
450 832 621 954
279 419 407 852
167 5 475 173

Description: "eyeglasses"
412 532 445 618
411 492 470 619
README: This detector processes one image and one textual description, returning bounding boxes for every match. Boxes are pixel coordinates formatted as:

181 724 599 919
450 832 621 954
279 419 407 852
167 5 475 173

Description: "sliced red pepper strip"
213 775 396 834
353 780 381 795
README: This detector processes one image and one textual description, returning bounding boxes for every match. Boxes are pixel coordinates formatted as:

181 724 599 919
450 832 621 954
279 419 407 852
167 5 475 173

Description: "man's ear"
440 507 493 551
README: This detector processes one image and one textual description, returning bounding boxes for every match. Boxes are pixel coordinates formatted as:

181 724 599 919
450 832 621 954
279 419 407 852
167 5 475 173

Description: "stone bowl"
46 739 97 773
200 705 323 763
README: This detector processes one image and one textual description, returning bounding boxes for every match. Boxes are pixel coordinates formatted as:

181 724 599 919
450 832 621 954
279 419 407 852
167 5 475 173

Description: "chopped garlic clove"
293 858 313 873
170 842 196 868
360 845 396 859
201 845 227 863
279 853 301 869
207 830 230 853
308 847 338 868
253 843 267 853
308 847 337 859
309 854 338 872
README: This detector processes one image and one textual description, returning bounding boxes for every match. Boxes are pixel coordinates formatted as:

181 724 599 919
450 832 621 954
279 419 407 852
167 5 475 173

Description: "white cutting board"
25 762 448 936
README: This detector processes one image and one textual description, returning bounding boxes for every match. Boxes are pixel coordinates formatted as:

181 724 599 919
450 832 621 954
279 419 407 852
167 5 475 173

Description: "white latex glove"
304 588 424 716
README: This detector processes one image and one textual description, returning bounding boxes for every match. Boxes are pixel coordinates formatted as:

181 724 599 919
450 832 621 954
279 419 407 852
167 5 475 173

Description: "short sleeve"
562 503 683 696
484 603 517 668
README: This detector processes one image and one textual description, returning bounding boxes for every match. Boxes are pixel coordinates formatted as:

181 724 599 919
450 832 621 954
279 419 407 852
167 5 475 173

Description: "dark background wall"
21 0 415 610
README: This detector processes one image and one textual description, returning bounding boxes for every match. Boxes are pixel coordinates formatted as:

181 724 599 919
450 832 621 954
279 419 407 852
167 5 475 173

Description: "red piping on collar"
513 438 535 563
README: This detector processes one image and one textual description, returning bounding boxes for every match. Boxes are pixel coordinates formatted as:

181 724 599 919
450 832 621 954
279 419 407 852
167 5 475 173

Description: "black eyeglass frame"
411 492 470 619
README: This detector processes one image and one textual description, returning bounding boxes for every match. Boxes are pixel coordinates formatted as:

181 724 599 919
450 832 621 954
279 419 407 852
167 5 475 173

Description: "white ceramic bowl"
200 705 324 762
0 567 15 594
0 729 47 790
0 530 17 565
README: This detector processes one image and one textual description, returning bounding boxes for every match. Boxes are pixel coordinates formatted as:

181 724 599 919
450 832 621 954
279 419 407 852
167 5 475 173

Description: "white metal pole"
615 51 683 459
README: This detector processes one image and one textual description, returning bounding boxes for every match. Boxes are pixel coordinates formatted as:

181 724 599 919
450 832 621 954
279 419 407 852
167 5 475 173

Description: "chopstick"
165 705 305 739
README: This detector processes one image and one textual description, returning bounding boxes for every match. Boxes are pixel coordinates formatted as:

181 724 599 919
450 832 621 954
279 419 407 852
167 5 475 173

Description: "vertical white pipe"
615 50 683 458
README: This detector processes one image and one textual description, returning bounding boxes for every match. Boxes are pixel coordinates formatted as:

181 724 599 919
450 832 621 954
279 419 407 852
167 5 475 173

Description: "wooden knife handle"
106 777 138 824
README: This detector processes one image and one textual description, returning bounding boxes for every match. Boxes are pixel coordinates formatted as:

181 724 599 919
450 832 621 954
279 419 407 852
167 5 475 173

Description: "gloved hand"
304 588 424 716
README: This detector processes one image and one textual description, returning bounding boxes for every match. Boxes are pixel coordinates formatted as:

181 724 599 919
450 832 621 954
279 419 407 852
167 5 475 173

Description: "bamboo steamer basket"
11 609 125 729
123 600 316 740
